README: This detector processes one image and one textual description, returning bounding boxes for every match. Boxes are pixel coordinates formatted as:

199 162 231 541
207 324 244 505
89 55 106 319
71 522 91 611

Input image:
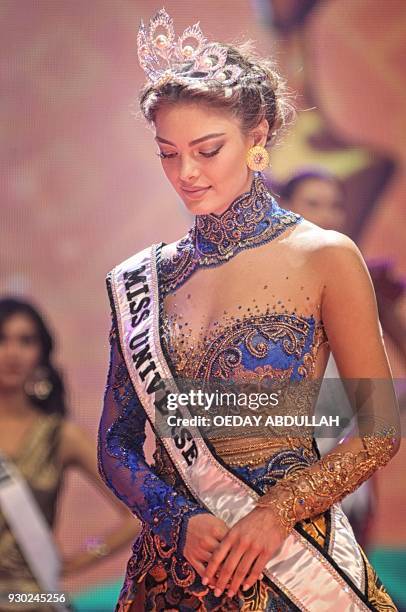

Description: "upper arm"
319 232 391 380
318 231 400 447
60 420 132 515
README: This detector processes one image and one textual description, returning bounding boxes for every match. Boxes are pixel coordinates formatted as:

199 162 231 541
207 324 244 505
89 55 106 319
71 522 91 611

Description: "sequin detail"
102 329 209 557
162 308 327 383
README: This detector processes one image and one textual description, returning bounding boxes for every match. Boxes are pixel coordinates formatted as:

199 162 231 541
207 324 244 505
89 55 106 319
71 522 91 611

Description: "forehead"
154 102 241 143
296 178 342 199
1 313 37 335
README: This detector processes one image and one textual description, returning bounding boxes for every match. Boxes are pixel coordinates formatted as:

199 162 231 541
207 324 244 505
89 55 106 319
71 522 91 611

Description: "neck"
159 173 303 294
0 388 36 418
191 172 278 262
208 171 255 217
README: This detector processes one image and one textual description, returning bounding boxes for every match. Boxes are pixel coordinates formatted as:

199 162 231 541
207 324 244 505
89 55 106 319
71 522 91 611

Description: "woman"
0 297 140 611
98 9 401 611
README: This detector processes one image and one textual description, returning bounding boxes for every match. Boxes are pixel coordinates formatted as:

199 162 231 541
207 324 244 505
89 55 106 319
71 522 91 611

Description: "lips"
180 185 211 200
181 186 211 192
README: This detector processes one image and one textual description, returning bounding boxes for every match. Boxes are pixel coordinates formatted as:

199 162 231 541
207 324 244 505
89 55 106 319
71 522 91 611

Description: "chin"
182 199 218 216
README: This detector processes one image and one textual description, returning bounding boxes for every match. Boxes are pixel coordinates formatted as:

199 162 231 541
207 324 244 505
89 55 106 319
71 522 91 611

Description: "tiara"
137 8 243 88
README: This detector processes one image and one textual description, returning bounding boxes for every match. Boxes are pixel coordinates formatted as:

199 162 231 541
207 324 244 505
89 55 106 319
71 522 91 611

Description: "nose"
178 154 199 183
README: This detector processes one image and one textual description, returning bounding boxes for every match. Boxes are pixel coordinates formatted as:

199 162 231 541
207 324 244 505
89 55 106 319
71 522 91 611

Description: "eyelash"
157 146 223 160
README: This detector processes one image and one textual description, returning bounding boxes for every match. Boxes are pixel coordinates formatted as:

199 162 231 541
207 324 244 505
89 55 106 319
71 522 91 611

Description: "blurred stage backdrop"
2 0 406 609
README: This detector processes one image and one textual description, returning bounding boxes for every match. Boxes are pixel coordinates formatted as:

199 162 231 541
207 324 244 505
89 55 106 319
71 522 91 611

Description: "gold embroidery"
298 321 329 378
300 514 328 549
256 427 398 535
159 174 302 295
209 435 316 468
359 547 398 611
162 309 320 382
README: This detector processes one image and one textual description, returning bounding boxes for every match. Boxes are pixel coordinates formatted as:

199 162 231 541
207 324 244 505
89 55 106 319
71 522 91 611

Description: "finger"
204 563 229 590
204 536 224 552
202 536 233 585
184 543 212 569
214 546 245 597
227 549 259 597
199 549 213 563
240 552 269 592
214 525 229 541
193 560 209 579
207 568 223 591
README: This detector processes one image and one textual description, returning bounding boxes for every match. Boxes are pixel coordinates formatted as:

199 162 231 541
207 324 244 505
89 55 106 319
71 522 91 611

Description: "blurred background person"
0 298 140 611
275 169 347 231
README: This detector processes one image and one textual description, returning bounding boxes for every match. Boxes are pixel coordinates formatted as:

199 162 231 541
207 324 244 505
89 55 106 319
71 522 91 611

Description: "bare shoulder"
291 220 363 266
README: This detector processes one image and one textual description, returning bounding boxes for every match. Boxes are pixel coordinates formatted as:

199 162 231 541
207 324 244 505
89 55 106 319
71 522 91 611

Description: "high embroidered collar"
159 173 303 295
191 172 301 263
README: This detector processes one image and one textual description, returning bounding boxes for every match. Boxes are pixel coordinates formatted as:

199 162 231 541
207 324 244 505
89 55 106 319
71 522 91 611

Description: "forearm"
62 517 141 575
97 328 210 551
256 427 399 535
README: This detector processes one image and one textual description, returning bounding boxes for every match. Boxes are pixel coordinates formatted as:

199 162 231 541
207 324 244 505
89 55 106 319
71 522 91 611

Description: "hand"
60 550 95 577
183 513 229 581
202 506 286 599
61 555 82 577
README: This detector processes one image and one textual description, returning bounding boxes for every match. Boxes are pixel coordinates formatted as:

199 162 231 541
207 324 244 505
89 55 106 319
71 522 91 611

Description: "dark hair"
0 298 67 416
139 41 295 148
275 168 346 201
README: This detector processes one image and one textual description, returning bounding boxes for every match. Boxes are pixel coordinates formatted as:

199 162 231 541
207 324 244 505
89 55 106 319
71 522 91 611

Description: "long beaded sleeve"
97 318 209 554
256 424 400 536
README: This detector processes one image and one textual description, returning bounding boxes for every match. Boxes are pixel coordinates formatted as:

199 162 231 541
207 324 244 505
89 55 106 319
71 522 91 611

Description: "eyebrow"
155 132 226 147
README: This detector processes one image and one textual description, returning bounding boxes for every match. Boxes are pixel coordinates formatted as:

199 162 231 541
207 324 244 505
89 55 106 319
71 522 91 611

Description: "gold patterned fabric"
0 414 65 611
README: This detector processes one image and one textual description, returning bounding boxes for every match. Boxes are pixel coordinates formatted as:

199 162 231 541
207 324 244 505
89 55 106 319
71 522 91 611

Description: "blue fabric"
97 327 210 555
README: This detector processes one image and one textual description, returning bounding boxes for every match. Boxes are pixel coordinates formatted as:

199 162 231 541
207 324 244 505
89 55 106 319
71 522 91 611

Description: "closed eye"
156 151 177 159
200 146 223 158
156 145 223 160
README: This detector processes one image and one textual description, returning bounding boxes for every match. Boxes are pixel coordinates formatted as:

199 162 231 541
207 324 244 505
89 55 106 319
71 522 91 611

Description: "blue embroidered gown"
97 175 397 611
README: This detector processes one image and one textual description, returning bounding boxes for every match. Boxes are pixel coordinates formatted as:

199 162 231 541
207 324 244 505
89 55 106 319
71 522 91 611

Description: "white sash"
0 454 70 612
108 243 370 612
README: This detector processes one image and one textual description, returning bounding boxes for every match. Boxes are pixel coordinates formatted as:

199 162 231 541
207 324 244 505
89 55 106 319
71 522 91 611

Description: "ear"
250 118 269 147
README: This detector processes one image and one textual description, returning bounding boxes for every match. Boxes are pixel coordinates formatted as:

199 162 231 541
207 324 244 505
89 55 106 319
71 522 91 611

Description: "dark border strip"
295 523 374 610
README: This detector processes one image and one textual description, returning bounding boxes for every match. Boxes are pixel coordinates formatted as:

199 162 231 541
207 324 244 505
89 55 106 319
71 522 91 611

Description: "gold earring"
246 145 270 172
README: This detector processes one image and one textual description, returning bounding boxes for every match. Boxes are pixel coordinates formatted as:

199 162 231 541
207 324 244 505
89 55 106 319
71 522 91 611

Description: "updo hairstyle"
139 41 295 148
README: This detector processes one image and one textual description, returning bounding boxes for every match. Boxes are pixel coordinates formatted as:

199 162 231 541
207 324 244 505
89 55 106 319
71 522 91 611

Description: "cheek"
162 162 183 190
21 344 42 370
224 144 246 167
211 147 246 185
